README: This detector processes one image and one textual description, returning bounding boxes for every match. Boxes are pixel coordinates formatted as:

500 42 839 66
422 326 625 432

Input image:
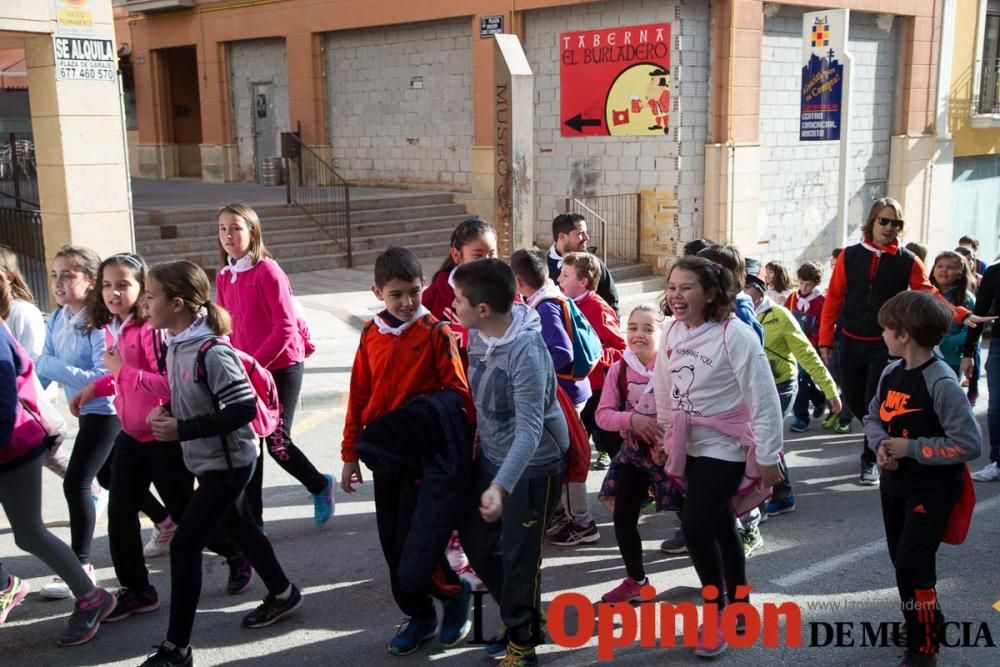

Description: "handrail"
564 192 642 267
284 133 353 267
566 197 609 265
0 190 39 210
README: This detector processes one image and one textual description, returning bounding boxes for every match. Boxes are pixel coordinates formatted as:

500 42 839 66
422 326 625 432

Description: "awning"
0 49 27 91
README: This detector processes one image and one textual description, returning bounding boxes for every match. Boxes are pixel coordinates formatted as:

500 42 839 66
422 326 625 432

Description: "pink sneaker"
600 577 645 603
0 576 30 626
694 624 728 658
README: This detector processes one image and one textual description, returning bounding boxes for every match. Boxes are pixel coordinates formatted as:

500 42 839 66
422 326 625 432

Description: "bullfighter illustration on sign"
560 23 672 137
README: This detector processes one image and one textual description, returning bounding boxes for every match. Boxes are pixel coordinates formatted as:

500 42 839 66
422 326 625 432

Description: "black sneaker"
226 555 254 595
105 586 160 623
140 641 193 667
859 462 880 486
242 585 302 628
660 529 688 554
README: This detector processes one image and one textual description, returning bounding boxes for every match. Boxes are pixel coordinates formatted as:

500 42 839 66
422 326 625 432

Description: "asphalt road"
2 399 999 667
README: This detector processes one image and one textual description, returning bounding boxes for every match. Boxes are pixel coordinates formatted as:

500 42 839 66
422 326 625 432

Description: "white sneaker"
971 462 1000 482
144 518 177 558
92 488 109 521
41 563 95 600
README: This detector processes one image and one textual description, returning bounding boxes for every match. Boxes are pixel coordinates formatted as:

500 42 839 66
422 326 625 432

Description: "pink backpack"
194 338 280 438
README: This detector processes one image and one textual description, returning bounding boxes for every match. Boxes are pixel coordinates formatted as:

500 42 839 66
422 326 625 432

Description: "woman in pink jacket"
72 253 245 622
216 204 334 527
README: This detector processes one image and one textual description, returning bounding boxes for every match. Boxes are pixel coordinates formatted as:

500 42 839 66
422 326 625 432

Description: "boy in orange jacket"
340 247 476 657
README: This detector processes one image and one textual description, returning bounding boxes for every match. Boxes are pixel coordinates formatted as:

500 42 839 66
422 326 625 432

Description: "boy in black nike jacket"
863 291 981 667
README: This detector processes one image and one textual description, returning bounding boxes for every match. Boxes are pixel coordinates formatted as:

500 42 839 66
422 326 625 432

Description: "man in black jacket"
963 260 1000 482
547 213 620 317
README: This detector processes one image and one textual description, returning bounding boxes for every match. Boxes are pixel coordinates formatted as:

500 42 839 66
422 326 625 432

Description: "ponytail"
204 301 232 336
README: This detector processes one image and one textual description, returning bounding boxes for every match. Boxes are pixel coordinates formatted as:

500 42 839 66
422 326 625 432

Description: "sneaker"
812 403 827 419
440 580 472 647
483 627 508 660
143 518 177 559
741 526 764 557
58 586 116 646
446 531 469 571
694 623 729 658
822 412 839 430
139 641 193 667
242 584 303 628
104 586 160 623
593 452 611 470
972 461 1000 482
898 650 937 667
763 495 796 517
834 421 851 434
312 474 336 526
660 529 688 554
43 563 95 600
601 576 646 603
859 462 880 486
93 488 109 521
499 641 538 667
388 615 437 656
0 575 29 626
549 520 600 546
226 555 254 595
545 506 570 537
790 418 809 433
968 390 978 407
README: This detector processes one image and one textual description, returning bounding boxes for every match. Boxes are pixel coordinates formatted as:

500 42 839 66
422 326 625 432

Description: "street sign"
800 10 848 141
559 23 671 137
55 0 94 37
54 36 117 82
480 16 503 38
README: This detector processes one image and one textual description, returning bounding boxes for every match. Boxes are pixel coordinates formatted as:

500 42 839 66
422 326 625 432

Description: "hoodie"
734 293 765 345
166 318 260 475
466 303 569 493
526 281 592 406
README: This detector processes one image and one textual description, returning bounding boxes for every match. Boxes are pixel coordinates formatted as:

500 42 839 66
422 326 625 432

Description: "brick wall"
758 7 897 270
324 19 473 188
228 38 289 182
523 0 711 259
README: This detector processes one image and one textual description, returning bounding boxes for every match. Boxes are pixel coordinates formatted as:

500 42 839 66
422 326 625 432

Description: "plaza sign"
54 36 117 82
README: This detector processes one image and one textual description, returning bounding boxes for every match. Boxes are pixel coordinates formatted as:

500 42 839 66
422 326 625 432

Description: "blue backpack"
542 297 602 382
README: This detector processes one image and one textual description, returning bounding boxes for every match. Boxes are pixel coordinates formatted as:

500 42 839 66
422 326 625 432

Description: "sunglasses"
877 217 903 229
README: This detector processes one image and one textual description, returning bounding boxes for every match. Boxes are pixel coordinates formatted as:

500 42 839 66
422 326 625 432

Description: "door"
251 82 277 182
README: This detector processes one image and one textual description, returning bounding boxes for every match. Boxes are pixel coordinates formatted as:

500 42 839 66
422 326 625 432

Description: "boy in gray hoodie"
451 258 568 666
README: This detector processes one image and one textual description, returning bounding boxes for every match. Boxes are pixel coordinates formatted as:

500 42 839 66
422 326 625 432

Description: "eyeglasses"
877 217 903 229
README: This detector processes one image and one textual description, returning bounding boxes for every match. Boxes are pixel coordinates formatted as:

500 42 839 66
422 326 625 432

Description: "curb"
297 387 349 412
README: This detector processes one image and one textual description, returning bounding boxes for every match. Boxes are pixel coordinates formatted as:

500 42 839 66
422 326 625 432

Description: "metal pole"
836 12 853 248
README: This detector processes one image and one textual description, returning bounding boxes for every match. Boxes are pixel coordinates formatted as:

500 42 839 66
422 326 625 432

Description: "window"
974 0 1000 116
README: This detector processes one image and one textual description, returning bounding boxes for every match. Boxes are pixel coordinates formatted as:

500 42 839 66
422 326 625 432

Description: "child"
654 256 783 658
554 252 626 545
596 305 677 602
863 291 981 666
452 258 569 667
0 245 45 361
142 260 303 667
697 245 764 344
743 273 841 524
785 261 833 432
765 260 792 304
548 212 620 316
929 251 976 378
35 246 121 598
422 216 498 349
905 242 929 263
340 247 475 657
0 272 117 645
216 203 334 527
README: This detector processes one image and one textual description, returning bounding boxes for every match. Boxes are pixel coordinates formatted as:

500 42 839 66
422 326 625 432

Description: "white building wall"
228 38 289 182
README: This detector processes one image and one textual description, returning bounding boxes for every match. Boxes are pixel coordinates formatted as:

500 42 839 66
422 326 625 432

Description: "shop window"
974 0 1000 117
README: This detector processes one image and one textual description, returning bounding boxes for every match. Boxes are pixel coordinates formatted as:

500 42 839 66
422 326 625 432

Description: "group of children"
0 199 993 666
0 203 336 666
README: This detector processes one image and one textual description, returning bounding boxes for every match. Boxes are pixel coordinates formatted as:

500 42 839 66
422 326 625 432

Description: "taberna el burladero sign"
800 10 847 142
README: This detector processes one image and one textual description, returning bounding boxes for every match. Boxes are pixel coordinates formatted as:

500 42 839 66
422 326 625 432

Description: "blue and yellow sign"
800 11 847 141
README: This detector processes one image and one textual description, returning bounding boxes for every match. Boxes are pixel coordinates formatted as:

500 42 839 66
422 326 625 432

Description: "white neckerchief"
218 254 256 284
793 288 822 313
477 303 540 359
571 291 588 303
106 313 134 348
623 348 656 393
754 296 773 315
548 244 564 269
53 306 87 353
372 305 430 337
526 279 564 308
447 266 459 289
861 241 883 257
169 314 214 347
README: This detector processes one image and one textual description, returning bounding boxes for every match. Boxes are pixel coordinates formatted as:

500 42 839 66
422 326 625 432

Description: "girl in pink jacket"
72 253 245 622
216 204 334 527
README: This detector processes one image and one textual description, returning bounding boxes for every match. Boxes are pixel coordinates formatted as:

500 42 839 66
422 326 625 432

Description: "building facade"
117 0 972 271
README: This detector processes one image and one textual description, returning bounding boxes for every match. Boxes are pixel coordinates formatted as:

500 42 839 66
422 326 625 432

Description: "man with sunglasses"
818 197 996 486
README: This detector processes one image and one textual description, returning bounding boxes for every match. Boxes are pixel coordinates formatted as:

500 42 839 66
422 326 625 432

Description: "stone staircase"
135 191 469 276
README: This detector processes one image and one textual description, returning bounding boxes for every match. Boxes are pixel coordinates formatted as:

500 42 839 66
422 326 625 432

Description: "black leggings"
839 336 889 465
613 462 652 582
247 362 327 524
168 462 291 648
681 456 746 610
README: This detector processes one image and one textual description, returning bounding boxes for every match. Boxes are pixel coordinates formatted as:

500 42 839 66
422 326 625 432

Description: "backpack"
292 297 316 358
556 385 590 484
542 297 602 382
194 338 281 439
